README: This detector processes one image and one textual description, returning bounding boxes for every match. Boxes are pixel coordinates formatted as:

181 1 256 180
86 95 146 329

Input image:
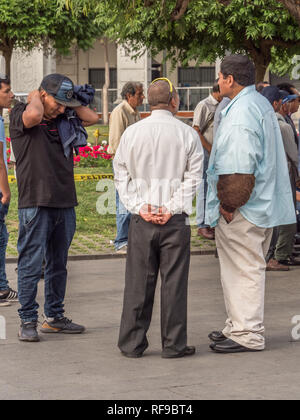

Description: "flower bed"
6 137 11 164
74 143 113 169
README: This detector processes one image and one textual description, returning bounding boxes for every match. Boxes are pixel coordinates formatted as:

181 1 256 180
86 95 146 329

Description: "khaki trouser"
215 211 273 350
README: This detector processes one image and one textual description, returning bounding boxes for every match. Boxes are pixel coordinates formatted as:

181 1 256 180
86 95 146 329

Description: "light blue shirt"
213 97 231 140
0 117 7 172
205 85 296 228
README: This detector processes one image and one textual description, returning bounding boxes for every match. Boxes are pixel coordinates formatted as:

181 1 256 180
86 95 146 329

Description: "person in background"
256 81 270 93
193 80 222 240
277 83 300 148
0 74 18 307
261 87 299 270
107 82 145 254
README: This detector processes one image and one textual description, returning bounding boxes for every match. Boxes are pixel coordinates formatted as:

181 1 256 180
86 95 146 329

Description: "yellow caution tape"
8 175 17 184
8 174 114 184
74 174 114 182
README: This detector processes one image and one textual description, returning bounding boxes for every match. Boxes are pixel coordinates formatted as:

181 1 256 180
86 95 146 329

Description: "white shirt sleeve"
164 131 204 215
113 132 146 214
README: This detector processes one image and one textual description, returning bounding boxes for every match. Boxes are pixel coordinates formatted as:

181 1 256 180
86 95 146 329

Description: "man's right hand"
139 204 172 225
23 90 44 129
139 204 158 223
27 90 41 104
1 194 11 206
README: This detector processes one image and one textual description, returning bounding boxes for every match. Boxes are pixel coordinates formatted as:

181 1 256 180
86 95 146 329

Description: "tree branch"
171 0 191 20
262 37 300 49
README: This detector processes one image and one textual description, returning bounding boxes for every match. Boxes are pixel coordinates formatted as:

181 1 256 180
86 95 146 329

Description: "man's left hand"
152 207 172 225
220 205 234 224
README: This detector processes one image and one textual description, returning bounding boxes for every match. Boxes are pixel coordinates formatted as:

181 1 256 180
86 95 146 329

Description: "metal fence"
14 86 213 113
92 87 212 113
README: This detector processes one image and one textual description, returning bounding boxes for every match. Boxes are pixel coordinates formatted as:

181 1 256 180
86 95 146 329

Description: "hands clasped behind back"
139 204 172 225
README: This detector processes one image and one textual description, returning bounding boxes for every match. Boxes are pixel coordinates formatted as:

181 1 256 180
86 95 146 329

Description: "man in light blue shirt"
206 55 295 354
0 74 17 307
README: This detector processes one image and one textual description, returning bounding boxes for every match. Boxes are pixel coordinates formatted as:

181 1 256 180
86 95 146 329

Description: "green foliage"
0 0 102 57
57 0 300 77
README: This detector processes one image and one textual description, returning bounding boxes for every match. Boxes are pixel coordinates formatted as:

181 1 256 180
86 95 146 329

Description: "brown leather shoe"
266 258 289 271
197 227 215 240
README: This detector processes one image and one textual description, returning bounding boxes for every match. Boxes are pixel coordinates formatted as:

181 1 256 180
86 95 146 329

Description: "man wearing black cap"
261 86 299 270
9 74 99 342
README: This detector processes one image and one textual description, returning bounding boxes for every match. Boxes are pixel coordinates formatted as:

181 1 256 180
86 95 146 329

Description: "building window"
89 68 117 89
178 67 215 87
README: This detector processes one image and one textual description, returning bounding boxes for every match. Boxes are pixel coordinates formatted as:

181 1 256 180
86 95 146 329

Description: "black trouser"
118 214 191 356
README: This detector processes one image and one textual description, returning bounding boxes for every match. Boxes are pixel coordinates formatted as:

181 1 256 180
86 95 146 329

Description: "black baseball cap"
261 86 287 105
40 73 81 107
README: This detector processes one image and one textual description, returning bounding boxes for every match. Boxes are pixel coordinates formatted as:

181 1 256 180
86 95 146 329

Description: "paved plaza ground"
0 255 300 401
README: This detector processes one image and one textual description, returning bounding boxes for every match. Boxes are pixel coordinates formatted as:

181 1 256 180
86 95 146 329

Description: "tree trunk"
244 39 271 83
254 62 268 83
279 0 300 26
2 47 12 78
102 37 110 126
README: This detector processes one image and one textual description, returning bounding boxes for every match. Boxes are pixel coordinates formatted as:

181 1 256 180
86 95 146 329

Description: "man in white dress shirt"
114 78 203 358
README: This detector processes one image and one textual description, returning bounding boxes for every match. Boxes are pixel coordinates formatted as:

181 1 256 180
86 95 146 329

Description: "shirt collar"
123 99 138 115
208 94 219 106
151 110 174 117
221 85 256 117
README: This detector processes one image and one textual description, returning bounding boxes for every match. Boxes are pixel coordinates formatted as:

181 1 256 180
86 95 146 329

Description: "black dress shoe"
162 346 196 359
278 257 300 266
121 351 143 358
208 331 227 342
210 338 263 354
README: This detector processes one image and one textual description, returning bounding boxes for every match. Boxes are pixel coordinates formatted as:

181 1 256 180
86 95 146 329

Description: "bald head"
148 80 177 107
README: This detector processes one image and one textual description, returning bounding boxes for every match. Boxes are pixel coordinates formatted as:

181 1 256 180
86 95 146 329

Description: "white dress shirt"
113 110 203 215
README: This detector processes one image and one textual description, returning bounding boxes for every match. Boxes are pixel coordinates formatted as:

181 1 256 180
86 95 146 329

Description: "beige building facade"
8 40 217 113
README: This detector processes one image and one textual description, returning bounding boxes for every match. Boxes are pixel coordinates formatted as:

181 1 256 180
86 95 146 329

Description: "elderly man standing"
206 55 295 354
108 82 145 253
114 78 203 358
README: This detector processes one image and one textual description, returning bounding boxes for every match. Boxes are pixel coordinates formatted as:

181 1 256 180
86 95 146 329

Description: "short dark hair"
212 79 220 93
256 81 269 93
0 74 10 90
277 83 295 95
121 82 143 100
220 55 255 87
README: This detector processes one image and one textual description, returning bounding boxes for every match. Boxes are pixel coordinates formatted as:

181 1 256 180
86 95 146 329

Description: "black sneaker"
40 317 85 334
0 299 11 307
18 322 40 342
0 288 18 302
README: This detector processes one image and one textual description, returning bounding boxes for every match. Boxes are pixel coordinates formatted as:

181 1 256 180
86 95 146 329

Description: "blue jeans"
0 199 9 291
17 207 76 323
196 149 209 228
114 189 131 250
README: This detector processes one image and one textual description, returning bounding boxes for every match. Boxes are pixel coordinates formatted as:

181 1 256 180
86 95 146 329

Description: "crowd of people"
0 53 298 357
